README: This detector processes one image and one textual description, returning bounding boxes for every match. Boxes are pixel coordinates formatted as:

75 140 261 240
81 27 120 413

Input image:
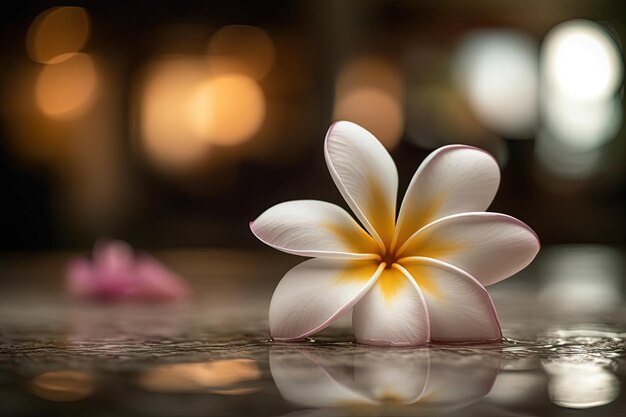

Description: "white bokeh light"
543 20 623 101
544 94 622 151
538 19 624 178
537 246 623 311
454 30 538 138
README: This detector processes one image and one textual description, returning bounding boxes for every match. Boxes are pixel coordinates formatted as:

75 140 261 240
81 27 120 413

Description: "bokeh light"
544 94 622 151
140 58 266 172
140 58 212 171
538 246 623 312
543 20 623 101
454 30 538 138
405 84 507 164
333 56 404 150
208 25 275 80
31 370 96 401
137 359 261 393
536 133 604 179
195 74 266 146
543 359 619 409
26 7 91 64
538 19 623 179
35 53 98 118
335 56 403 100
334 87 404 150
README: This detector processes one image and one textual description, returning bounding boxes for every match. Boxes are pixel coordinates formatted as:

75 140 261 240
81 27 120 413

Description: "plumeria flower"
66 239 189 302
270 348 500 413
251 121 540 346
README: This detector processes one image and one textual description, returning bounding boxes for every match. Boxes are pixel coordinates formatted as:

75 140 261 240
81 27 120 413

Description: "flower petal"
94 239 134 275
396 258 501 342
270 259 384 341
352 266 430 346
354 350 430 404
393 145 500 250
251 200 379 259
66 258 97 298
269 349 374 407
398 212 540 286
324 121 398 250
134 255 189 301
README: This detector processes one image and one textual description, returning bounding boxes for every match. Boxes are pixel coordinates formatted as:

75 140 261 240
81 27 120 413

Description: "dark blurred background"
0 0 624 251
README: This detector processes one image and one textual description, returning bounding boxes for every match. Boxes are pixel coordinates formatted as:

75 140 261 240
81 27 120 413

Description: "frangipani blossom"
66 239 189 302
270 348 500 413
251 121 540 346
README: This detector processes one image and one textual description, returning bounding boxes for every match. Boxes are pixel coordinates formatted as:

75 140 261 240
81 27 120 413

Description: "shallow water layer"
0 245 625 416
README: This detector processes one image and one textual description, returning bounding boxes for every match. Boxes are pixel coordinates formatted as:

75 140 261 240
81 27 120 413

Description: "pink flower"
66 240 189 302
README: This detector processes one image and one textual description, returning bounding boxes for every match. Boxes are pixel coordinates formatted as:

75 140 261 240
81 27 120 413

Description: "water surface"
0 246 624 416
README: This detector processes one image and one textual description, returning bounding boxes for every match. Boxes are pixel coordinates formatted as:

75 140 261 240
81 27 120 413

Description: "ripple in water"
502 328 626 359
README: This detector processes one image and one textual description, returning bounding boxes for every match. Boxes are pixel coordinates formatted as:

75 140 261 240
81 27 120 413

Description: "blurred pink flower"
66 240 189 302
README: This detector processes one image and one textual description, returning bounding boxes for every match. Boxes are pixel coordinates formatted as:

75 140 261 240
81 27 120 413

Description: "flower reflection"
487 371 546 407
270 348 500 413
137 359 261 394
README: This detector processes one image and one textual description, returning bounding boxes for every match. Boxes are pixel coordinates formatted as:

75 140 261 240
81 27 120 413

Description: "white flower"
251 121 539 346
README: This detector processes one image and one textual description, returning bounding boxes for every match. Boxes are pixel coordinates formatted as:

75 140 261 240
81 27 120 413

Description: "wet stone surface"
0 246 625 416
